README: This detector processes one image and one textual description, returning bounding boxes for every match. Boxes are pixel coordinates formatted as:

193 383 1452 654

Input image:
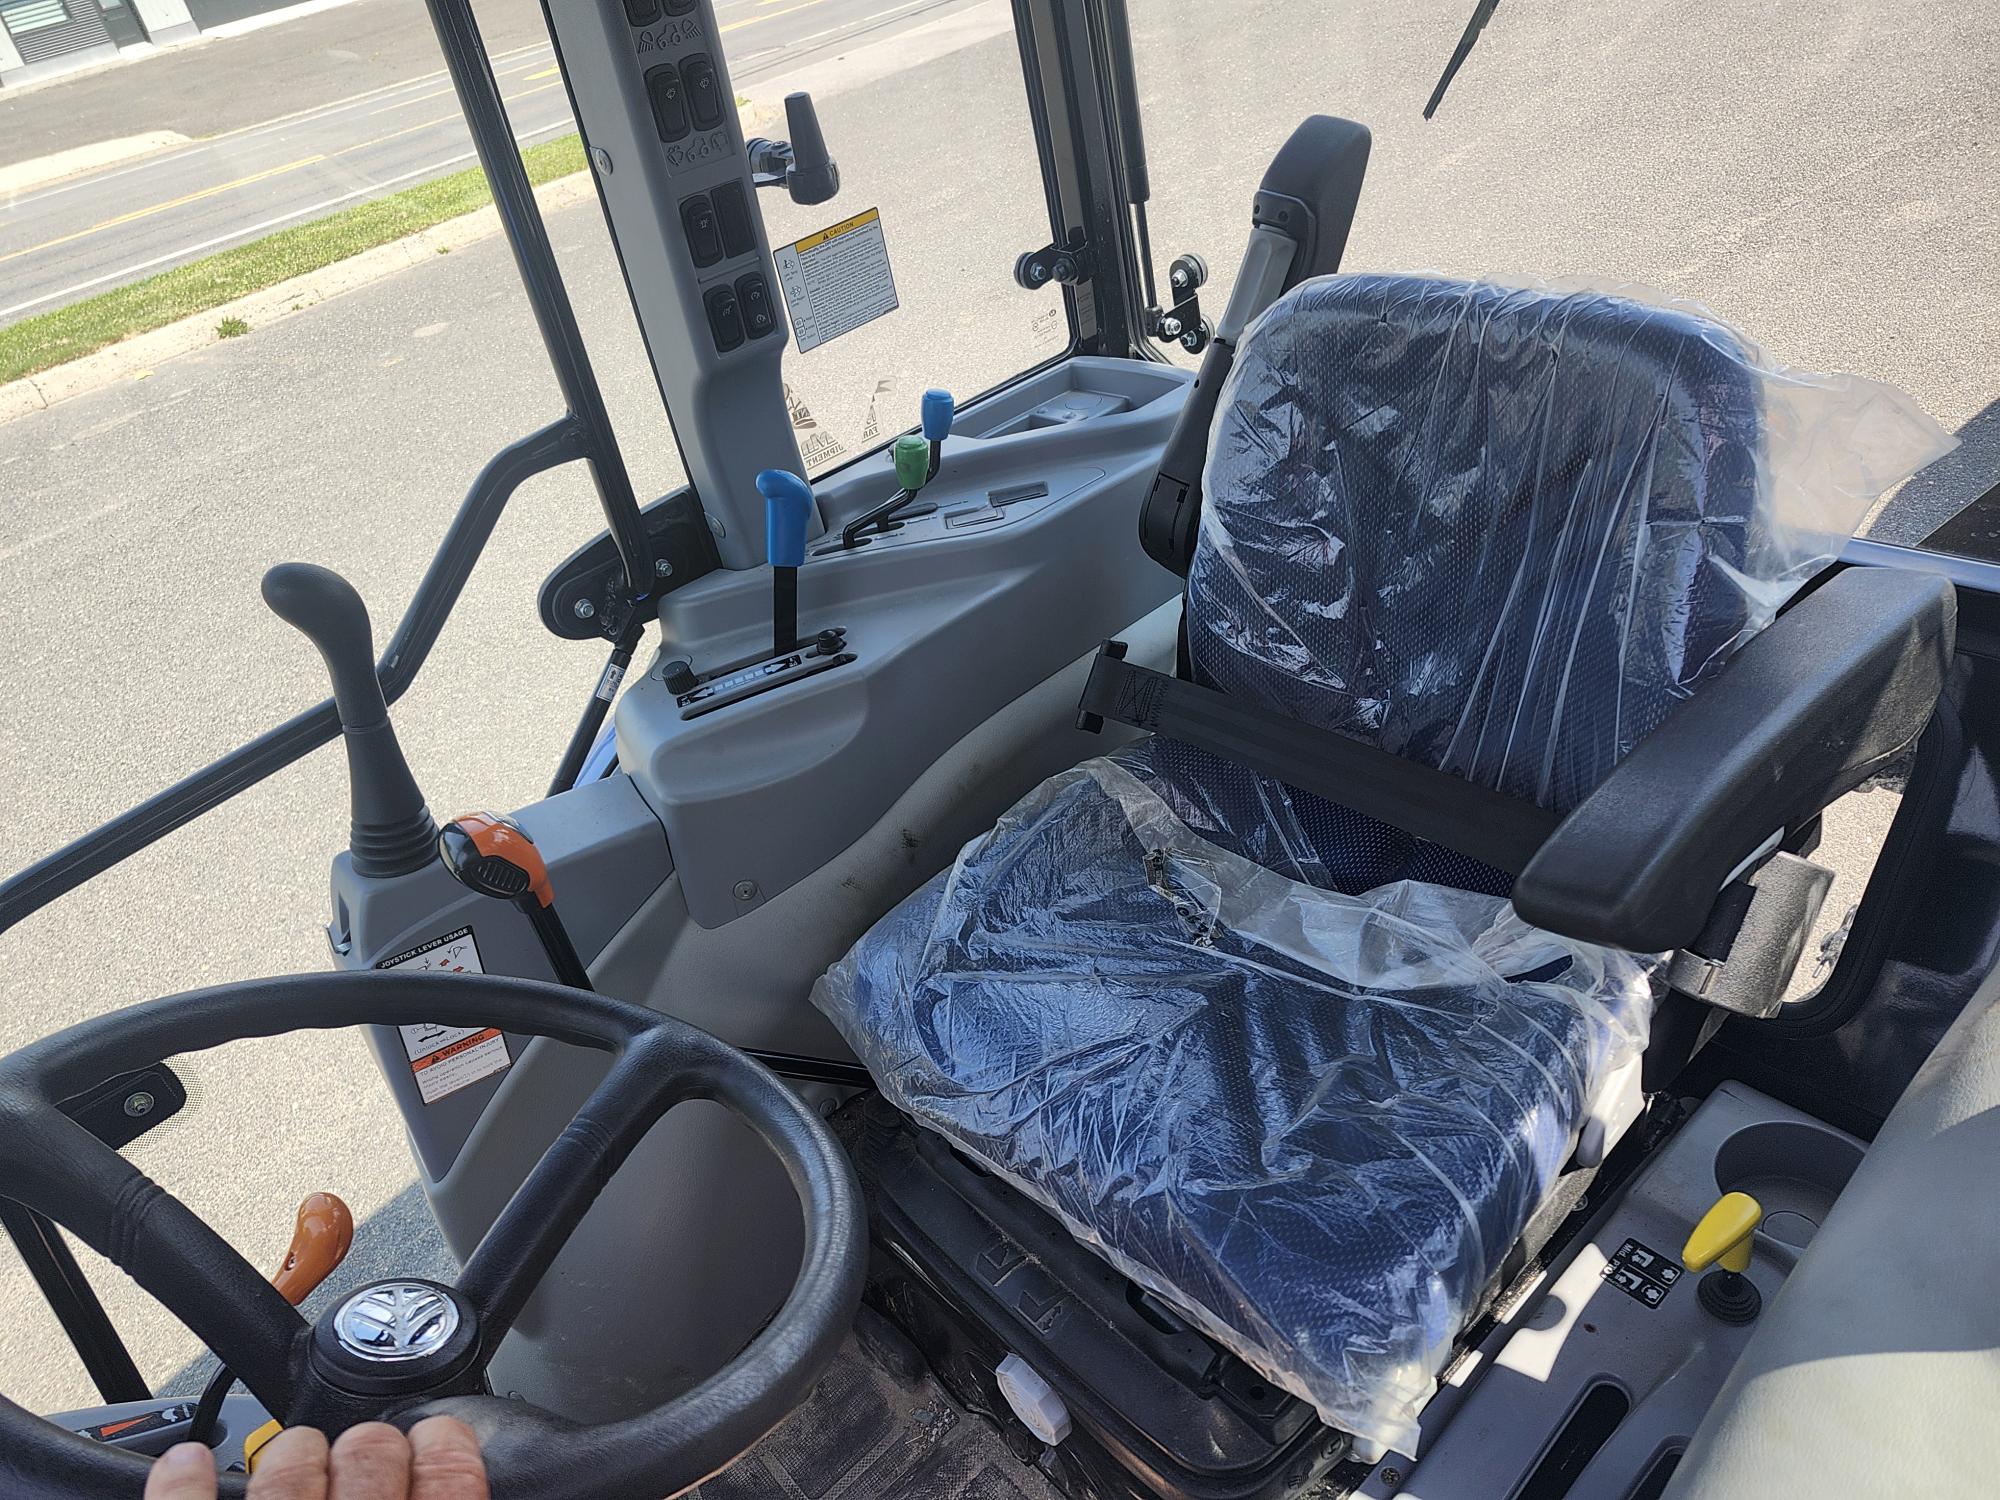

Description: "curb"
0 172 598 427
0 132 190 196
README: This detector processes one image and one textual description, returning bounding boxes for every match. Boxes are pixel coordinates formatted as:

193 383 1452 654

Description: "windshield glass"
726 6 1062 473
1128 0 1996 552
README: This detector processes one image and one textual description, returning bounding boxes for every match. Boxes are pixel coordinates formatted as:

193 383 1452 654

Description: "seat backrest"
1189 274 1772 818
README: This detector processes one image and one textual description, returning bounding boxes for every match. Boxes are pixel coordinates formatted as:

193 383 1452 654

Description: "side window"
722 11 1068 473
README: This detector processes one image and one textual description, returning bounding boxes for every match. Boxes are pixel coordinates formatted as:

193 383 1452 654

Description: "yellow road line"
370 56 557 115
723 0 832 33
0 155 326 267
5 78 569 267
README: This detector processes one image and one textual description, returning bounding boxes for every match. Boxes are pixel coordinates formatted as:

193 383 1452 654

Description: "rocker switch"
737 274 777 339
646 65 690 142
705 285 745 352
712 181 754 258
681 195 723 268
664 0 697 12
623 0 660 24
681 55 724 131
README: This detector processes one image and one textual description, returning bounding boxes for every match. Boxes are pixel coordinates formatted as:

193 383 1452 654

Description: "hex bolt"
1380 1468 1402 1489
573 598 596 620
733 879 759 902
123 1091 156 1118
654 558 673 577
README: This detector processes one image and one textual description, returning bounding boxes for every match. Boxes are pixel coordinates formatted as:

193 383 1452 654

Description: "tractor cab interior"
3 2 1996 1498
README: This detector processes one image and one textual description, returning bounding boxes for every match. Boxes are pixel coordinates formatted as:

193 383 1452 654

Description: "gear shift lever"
262 563 435 878
758 469 814 657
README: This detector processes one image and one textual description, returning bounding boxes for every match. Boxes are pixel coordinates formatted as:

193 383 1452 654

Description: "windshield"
1127 0 1997 551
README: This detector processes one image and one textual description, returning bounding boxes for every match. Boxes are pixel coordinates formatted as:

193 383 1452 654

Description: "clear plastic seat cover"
815 275 1952 1452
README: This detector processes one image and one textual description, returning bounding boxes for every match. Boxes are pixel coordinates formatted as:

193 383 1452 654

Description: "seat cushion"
814 752 1654 1453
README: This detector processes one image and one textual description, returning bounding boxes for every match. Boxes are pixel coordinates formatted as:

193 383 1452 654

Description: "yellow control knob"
1683 1191 1763 1274
243 1419 284 1473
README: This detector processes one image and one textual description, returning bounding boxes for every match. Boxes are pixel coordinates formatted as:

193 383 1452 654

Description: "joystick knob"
757 469 814 656
263 563 435 878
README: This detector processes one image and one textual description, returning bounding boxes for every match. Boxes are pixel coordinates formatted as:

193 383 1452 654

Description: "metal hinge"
1014 231 1095 291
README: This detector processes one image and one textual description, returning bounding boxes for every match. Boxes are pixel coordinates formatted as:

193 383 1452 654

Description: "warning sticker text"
774 207 899 354
376 927 511 1105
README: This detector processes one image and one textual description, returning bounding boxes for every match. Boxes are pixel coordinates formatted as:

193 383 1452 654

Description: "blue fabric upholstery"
816 276 1795 1451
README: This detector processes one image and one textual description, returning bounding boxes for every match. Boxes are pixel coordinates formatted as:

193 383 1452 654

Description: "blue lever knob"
921 388 955 443
757 469 813 568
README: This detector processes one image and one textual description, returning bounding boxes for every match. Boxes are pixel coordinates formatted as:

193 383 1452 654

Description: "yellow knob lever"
1683 1191 1762 1273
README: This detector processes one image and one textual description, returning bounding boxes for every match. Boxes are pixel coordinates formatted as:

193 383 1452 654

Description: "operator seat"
814 275 1892 1455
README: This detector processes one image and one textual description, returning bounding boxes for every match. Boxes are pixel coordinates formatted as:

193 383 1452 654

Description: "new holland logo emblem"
333 1282 461 1363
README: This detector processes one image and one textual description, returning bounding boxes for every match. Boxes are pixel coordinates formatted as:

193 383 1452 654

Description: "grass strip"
1 132 586 387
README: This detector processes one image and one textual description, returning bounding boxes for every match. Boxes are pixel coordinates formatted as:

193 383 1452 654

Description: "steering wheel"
0 970 866 1498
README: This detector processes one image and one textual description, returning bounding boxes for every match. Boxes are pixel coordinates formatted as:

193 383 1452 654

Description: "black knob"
263 563 435 879
663 659 699 696
263 563 392 733
783 92 839 205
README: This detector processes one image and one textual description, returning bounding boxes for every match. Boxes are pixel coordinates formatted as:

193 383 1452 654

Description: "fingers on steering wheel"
324 1423 411 1499
144 1442 217 1500
406 1417 490 1500
248 1426 332 1498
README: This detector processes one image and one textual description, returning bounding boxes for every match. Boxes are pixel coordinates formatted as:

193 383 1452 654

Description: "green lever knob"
893 434 931 494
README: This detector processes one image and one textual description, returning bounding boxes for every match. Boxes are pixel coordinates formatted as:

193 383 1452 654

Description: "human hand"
142 1416 488 1499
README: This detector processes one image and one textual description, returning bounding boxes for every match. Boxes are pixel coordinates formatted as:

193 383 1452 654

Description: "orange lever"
269 1192 355 1306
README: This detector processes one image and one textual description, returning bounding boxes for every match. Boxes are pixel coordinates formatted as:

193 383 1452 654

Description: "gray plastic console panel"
544 0 811 566
1378 1083 1865 1500
618 357 1190 927
326 773 671 1179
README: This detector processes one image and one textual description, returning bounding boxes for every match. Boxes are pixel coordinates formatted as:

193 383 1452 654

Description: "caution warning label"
774 207 899 354
376 926 512 1105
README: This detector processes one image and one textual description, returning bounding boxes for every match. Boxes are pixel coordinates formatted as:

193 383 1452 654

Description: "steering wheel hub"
334 1282 460 1362
309 1278 480 1400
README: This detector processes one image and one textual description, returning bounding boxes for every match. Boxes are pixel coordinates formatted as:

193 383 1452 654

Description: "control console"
543 0 823 567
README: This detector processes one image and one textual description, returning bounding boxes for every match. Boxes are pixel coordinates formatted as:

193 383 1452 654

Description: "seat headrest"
1188 274 1942 815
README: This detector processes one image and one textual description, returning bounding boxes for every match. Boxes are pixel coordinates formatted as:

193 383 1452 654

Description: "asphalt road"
0 0 987 325
0 0 1994 1426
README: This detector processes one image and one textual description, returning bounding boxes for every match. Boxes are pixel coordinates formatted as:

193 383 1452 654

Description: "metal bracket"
1014 230 1095 291
1142 252 1213 354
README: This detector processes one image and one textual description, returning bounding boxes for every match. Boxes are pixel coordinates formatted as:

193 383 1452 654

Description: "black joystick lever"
263 563 435 878
747 92 840 206
438 812 593 990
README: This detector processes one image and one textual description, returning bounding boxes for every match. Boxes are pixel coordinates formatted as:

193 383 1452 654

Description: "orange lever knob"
270 1192 355 1306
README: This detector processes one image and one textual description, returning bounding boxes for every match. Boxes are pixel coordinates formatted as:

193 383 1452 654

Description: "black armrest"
1513 565 1956 953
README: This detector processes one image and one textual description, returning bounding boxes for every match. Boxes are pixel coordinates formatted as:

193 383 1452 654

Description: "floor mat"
695 1312 1063 1500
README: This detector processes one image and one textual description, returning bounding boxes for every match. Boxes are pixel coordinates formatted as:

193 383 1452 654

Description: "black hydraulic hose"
185 1365 233 1451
